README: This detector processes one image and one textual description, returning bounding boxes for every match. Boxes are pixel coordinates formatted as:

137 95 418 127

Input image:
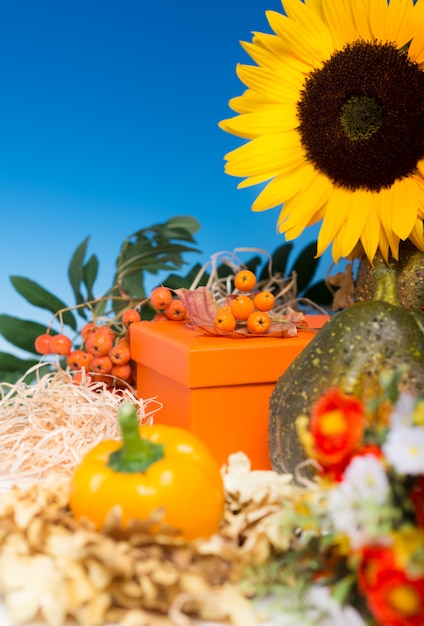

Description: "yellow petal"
266 10 327 67
250 32 313 74
390 178 420 240
277 169 333 228
338 190 374 258
321 0 357 46
237 169 290 189
374 192 401 259
408 218 424 251
281 206 326 241
236 63 303 103
219 105 299 140
223 132 303 178
376 228 391 264
359 209 381 265
252 160 316 212
316 188 351 257
384 0 415 48
281 0 334 58
409 1 424 64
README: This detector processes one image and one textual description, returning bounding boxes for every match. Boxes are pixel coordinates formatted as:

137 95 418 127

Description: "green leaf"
0 351 39 384
161 263 208 290
259 243 294 281
68 237 90 307
0 315 54 354
82 254 99 301
244 255 263 275
291 241 320 294
302 280 333 307
166 215 201 234
331 574 356 605
10 276 77 331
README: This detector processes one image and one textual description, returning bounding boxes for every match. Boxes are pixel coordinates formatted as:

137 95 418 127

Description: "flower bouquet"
256 369 424 626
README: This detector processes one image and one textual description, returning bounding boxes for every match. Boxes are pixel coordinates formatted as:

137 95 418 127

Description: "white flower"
389 392 416 428
327 455 390 549
383 426 424 475
343 454 390 502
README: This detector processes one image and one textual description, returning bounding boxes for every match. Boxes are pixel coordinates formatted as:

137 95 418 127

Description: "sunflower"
219 0 424 264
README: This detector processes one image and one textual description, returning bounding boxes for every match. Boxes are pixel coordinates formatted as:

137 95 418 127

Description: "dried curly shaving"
0 363 160 488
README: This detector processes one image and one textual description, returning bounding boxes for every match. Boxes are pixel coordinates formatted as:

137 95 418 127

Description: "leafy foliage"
0 216 201 383
0 217 332 384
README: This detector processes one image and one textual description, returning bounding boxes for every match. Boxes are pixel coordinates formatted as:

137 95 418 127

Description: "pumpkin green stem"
372 268 401 307
107 402 164 473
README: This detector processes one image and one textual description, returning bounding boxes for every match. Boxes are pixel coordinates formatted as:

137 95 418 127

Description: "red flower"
309 388 365 471
358 545 424 626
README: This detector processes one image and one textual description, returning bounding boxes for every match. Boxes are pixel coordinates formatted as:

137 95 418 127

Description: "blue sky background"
0 0 335 354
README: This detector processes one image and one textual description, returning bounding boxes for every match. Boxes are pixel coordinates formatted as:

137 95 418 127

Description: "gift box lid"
130 316 328 389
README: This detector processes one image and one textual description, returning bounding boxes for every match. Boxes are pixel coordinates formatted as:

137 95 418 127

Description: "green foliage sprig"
0 216 201 383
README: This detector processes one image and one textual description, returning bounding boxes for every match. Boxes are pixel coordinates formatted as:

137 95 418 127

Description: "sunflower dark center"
340 96 383 141
297 41 424 191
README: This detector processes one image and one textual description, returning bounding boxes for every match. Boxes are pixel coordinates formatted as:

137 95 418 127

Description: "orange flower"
309 388 365 472
358 545 424 626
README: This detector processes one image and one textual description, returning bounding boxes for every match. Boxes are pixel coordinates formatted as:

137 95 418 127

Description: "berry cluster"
214 270 276 334
33 285 189 389
149 287 187 321
34 308 141 388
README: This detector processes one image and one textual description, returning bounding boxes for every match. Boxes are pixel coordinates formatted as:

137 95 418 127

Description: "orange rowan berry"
234 269 256 292
214 311 237 332
86 330 114 356
231 295 255 321
90 354 113 374
247 311 271 334
81 322 97 341
153 311 168 321
109 341 131 365
72 371 89 386
111 363 133 382
67 349 93 371
165 299 187 321
122 308 141 326
217 305 232 315
96 325 116 338
253 290 275 312
150 286 173 310
34 333 52 355
50 333 73 356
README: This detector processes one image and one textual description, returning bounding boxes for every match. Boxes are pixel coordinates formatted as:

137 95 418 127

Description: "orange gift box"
130 316 328 470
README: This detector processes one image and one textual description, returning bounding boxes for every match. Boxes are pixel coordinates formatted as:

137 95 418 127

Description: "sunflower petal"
281 206 326 241
219 105 298 140
339 190 374 258
278 170 333 228
321 0 357 46
409 0 424 67
390 178 420 240
266 10 326 67
236 64 303 103
374 192 401 259
223 132 303 178
316 188 352 257
359 209 381 265
408 218 424 252
281 0 334 58
252 160 316 212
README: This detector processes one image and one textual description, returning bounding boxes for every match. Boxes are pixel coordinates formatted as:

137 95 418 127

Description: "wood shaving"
0 363 161 489
0 453 304 626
